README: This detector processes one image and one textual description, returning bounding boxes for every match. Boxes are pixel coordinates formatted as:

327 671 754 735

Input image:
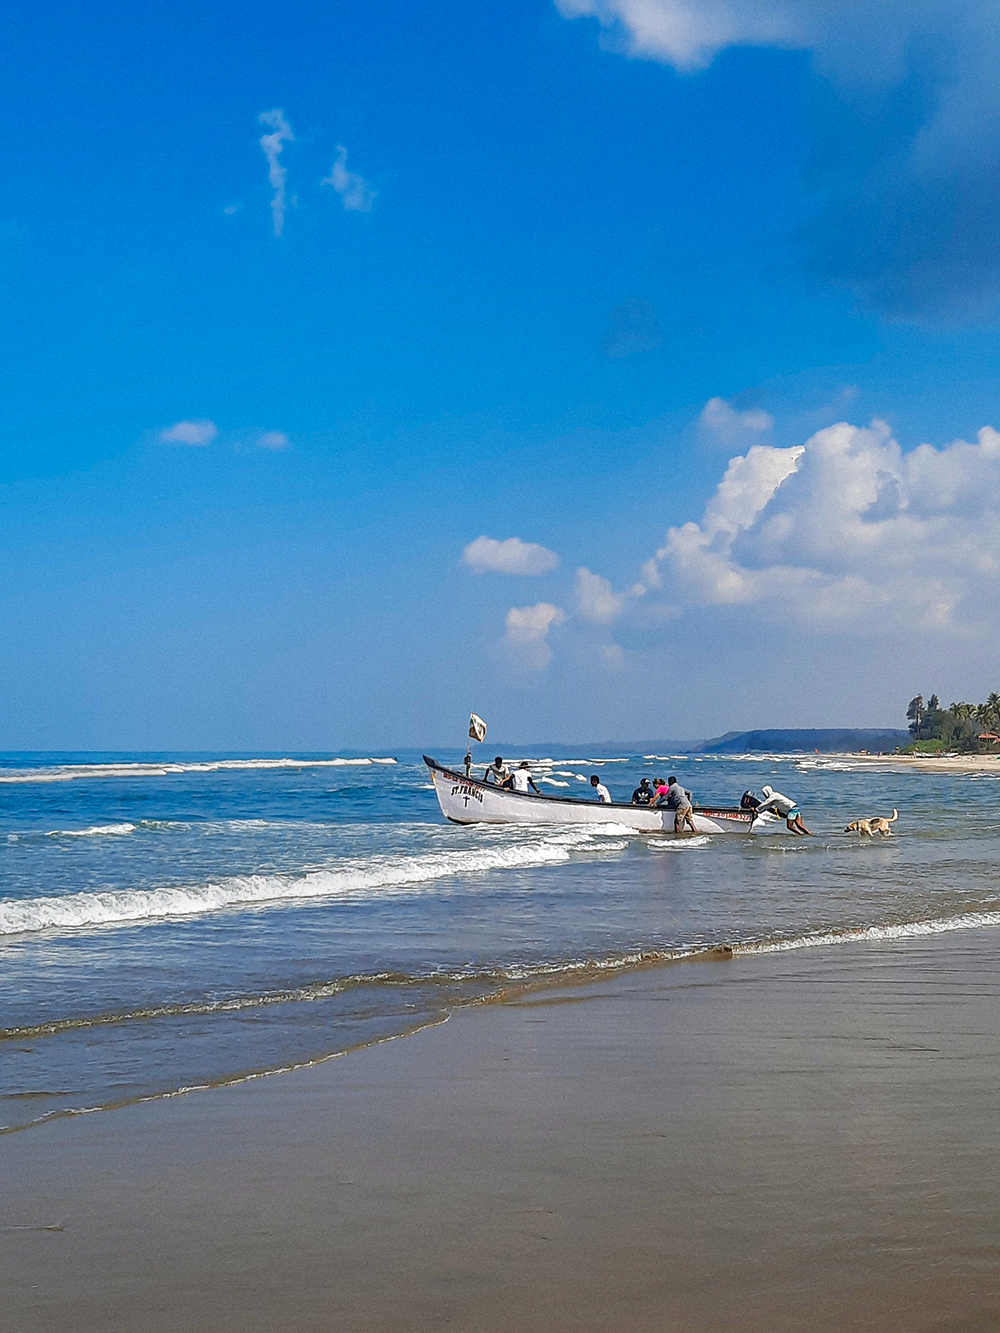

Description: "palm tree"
906 694 925 739
928 694 940 711
987 692 1000 729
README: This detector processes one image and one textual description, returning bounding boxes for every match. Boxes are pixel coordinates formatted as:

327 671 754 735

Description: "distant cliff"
698 729 910 754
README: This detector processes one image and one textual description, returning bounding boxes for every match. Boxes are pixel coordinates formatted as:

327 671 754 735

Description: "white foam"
647 835 711 851
738 909 1000 956
539 778 570 787
0 757 398 785
0 825 628 937
46 823 137 838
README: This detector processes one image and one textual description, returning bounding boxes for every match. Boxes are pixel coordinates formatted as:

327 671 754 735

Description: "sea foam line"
0 757 397 784
0 826 630 936
734 908 1000 955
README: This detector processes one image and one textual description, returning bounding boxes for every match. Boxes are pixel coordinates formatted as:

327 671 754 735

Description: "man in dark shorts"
665 775 697 834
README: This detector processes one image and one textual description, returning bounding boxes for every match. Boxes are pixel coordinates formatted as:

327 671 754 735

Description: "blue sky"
3 0 1000 748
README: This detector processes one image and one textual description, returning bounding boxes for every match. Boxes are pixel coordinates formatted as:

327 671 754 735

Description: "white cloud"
159 419 218 446
575 567 627 623
554 0 795 72
259 109 294 238
646 421 1000 633
554 3 1000 320
321 146 376 213
502 602 567 670
699 396 774 446
258 431 290 450
462 535 561 576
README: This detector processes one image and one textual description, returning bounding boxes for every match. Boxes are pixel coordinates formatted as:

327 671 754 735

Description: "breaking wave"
46 823 137 838
735 909 1000 955
0 825 630 936
0 757 397 784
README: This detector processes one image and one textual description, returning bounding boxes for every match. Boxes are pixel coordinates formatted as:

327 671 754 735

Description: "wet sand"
850 752 1000 774
4 931 1000 1333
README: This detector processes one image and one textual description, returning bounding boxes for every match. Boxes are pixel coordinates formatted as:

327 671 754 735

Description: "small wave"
539 778 570 788
46 823 136 838
735 908 1000 956
0 757 398 784
647 835 711 851
0 826 628 937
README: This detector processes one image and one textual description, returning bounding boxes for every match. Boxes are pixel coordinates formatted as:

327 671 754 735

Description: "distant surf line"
0 757 398 784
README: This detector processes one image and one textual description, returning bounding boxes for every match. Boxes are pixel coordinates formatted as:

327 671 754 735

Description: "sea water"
2 749 998 1133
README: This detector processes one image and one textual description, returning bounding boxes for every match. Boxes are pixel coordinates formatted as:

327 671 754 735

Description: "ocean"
2 748 999 1135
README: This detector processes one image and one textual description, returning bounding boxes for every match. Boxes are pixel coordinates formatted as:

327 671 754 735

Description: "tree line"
905 692 1000 751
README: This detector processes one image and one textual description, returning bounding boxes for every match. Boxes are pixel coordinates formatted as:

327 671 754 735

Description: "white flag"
469 712 488 743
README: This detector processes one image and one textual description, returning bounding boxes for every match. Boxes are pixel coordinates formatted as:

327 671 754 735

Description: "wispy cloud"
321 146 376 213
258 431 290 451
699 396 774 447
602 299 662 359
575 567 627 623
462 536 560 575
502 602 567 671
258 109 295 237
159 420 218 446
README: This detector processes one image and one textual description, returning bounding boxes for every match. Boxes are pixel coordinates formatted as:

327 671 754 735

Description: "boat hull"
424 757 779 834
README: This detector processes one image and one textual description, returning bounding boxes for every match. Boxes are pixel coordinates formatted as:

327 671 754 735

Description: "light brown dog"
869 809 898 836
846 809 898 837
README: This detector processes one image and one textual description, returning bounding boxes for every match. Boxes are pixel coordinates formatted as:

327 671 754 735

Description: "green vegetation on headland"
904 693 1000 753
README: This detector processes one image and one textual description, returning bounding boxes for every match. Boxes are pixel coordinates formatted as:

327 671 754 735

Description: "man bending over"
757 785 812 835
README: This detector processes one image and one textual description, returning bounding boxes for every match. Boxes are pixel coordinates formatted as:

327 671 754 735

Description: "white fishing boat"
423 756 785 834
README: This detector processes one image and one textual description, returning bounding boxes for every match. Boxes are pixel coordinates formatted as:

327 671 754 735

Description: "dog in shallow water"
845 809 898 837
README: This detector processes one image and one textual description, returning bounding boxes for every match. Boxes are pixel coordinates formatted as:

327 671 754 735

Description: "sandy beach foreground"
4 932 1000 1333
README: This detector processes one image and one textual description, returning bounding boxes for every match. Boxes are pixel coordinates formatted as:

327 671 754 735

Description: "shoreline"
846 750 1000 773
5 928 1000 1332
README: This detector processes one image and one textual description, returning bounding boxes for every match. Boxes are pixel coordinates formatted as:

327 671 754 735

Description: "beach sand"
849 752 1000 774
4 931 1000 1333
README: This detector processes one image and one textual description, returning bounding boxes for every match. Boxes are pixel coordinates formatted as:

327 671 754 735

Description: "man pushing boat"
756 785 812 835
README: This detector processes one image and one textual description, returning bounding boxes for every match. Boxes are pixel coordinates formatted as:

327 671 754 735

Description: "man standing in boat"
590 774 612 803
507 761 541 795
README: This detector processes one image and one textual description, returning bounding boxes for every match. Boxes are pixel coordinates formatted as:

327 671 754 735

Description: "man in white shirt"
590 774 612 803
509 762 541 794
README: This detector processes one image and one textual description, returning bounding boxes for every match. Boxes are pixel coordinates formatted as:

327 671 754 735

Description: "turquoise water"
2 749 999 1133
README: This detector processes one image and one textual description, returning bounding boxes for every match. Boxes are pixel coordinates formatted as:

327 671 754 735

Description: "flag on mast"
469 713 488 743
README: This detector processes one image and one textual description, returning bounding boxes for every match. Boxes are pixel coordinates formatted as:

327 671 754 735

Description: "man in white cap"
509 761 541 795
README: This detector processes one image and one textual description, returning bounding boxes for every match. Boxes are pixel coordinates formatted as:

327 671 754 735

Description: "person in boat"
506 761 541 795
631 777 653 805
590 774 612 803
757 784 812 835
660 774 696 834
483 756 511 785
